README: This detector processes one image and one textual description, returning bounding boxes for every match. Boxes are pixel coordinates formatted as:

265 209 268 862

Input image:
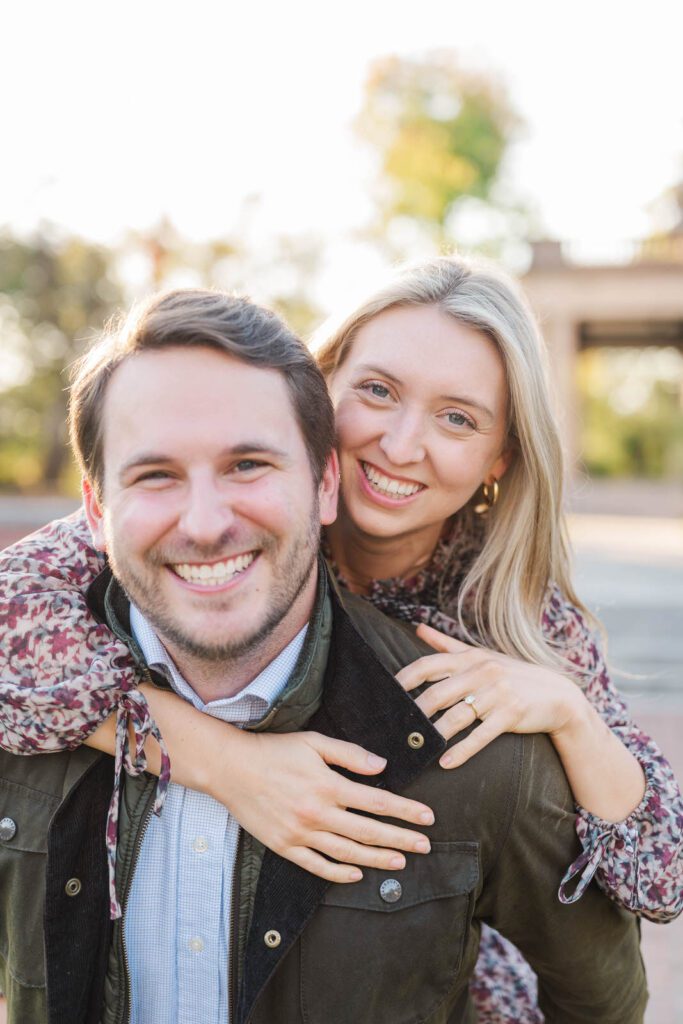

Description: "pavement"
570 514 683 1024
1 499 682 1021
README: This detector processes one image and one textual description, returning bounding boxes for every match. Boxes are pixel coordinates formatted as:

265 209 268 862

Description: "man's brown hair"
69 289 335 494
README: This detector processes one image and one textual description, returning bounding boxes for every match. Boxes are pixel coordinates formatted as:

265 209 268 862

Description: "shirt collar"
129 603 307 717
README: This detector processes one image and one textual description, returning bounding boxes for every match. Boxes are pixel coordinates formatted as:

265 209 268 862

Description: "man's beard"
106 508 320 665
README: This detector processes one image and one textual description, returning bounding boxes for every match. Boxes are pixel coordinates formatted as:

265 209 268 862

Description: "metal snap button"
407 732 425 749
379 878 403 904
0 817 17 842
65 878 82 897
264 929 282 948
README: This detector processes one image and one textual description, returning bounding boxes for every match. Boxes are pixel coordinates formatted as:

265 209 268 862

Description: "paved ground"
570 515 683 1024
1 500 681 1020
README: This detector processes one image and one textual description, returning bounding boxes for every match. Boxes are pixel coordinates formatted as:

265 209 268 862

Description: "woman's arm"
403 623 646 822
1 513 433 886
396 607 682 920
86 683 434 881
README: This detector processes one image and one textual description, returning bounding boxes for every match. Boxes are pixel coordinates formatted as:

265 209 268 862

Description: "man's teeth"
362 462 422 497
172 553 256 586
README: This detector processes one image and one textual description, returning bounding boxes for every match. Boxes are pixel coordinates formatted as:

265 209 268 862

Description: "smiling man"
0 290 647 1024
83 344 332 698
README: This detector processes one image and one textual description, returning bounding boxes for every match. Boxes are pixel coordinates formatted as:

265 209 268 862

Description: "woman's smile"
357 459 426 506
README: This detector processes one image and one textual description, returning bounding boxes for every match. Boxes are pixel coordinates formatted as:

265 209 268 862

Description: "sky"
3 0 683 302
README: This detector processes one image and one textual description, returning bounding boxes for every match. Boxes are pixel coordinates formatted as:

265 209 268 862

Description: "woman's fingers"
439 715 507 769
412 668 484 718
309 734 435 826
396 648 486 692
340 775 435 828
415 623 474 654
325 805 432 855
312 733 389 775
430 699 484 742
288 847 365 884
308 829 412 871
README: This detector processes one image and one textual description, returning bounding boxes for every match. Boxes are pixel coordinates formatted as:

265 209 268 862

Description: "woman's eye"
443 410 476 431
359 381 391 400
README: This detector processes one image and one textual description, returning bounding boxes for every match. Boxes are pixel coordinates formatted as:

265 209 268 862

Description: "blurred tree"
0 218 324 494
578 347 683 479
357 52 522 252
0 231 122 491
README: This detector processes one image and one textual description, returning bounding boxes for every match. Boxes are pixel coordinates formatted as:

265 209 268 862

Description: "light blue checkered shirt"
125 605 307 1024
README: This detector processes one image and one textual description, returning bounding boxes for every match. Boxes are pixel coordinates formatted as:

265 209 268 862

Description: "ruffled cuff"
106 689 171 919
558 760 682 919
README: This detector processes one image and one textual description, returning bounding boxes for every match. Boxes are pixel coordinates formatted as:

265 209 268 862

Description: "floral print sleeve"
543 587 683 922
0 510 170 917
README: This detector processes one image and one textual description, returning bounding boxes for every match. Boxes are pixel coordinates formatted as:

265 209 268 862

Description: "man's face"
84 346 338 671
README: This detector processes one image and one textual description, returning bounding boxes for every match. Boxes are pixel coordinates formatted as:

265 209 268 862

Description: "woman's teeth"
172 552 256 585
362 462 422 497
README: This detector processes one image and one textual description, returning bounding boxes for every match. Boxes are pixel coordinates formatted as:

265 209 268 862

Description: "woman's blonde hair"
312 255 593 671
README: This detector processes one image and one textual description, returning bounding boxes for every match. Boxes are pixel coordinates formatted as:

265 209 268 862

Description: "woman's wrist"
549 682 594 742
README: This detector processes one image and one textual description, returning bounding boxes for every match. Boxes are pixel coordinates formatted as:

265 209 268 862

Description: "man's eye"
136 470 173 483
234 460 266 473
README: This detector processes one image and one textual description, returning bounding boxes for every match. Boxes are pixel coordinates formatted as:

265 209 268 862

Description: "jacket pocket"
300 841 479 1024
0 777 59 988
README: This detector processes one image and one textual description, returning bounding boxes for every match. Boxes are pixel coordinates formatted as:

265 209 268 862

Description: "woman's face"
328 304 510 545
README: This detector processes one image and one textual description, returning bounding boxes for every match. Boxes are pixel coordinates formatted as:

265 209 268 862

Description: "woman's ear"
488 445 514 484
82 478 108 552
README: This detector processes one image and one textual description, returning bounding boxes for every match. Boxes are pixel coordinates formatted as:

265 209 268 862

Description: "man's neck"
163 617 308 704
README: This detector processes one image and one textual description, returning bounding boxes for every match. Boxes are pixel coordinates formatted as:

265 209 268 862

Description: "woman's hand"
87 686 435 884
396 623 584 769
212 729 435 882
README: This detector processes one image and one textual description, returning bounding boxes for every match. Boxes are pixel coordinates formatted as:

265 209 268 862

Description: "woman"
1 256 680 1022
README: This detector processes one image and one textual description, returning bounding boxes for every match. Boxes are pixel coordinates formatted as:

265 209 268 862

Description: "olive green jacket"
0 564 647 1023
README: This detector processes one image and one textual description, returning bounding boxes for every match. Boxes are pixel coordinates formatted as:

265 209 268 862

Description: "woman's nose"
378 413 426 466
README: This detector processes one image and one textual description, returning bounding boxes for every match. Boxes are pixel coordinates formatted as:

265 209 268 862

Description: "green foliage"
578 348 683 479
0 218 323 493
357 52 520 243
0 232 124 491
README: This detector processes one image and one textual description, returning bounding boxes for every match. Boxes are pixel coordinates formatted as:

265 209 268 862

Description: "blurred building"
522 209 683 513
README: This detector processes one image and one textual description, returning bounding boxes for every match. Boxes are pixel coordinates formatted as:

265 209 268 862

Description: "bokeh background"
1 2 682 1019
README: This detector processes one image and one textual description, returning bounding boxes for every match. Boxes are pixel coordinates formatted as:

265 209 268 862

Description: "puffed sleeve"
0 510 140 749
543 587 683 921
0 511 171 917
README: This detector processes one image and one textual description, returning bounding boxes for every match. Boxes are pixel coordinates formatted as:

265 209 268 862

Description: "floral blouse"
0 511 681 1024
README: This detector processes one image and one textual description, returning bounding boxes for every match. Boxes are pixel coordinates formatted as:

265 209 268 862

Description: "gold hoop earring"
474 479 499 515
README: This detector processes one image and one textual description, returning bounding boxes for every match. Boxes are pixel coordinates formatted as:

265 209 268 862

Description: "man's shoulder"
334 587 432 674
0 744 103 804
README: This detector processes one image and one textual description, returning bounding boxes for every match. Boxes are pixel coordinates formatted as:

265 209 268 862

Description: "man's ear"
82 478 108 552
318 450 339 528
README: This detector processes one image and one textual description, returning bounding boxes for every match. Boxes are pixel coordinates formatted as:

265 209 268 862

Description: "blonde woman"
1 257 680 1022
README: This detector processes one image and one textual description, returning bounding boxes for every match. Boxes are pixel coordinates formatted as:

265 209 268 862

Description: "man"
0 290 647 1023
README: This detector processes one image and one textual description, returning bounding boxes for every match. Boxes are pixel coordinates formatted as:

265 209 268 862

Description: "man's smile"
169 550 258 588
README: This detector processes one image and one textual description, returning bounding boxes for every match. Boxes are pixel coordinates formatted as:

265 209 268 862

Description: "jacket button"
0 817 17 842
65 878 82 897
407 732 425 749
379 878 403 903
264 929 281 948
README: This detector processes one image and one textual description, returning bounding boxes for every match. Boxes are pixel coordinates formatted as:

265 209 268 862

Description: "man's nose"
379 412 426 466
178 482 236 546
